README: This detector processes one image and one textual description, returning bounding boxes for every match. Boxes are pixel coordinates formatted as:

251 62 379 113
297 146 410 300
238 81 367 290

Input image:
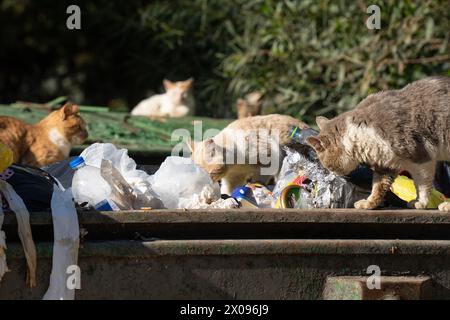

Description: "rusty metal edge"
5 239 450 259
4 209 450 226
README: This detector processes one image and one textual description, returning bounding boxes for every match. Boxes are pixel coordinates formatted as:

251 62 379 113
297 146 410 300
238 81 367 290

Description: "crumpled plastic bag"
5 164 56 213
149 156 221 209
0 206 8 282
0 142 12 282
100 159 142 210
0 179 37 287
43 184 80 300
179 185 239 209
272 149 306 201
273 148 368 208
99 159 163 210
80 143 163 209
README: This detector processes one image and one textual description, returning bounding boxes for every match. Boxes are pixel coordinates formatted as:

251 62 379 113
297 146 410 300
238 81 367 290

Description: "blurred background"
0 0 448 122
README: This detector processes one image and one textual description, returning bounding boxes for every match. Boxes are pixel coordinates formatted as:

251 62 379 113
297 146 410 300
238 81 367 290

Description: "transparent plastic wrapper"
149 156 221 209
272 149 303 202
80 143 163 209
294 187 314 209
248 184 273 208
274 148 368 208
100 159 137 210
99 159 162 210
43 184 80 300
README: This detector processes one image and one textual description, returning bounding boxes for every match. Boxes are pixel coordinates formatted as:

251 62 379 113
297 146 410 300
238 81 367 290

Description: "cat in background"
236 91 263 119
131 78 195 118
190 114 308 194
0 103 88 167
306 76 450 211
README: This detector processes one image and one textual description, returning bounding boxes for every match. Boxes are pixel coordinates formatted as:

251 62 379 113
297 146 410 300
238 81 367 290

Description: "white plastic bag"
43 184 80 300
80 143 163 209
0 180 37 287
179 185 239 209
149 156 221 209
0 204 8 282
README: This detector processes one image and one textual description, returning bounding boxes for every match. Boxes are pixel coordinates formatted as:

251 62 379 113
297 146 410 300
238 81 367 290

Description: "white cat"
131 78 195 118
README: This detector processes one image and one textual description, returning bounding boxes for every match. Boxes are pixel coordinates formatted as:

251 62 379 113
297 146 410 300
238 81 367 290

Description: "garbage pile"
41 133 450 212
61 140 372 211
65 143 238 211
51 130 375 211
272 147 371 208
0 126 449 299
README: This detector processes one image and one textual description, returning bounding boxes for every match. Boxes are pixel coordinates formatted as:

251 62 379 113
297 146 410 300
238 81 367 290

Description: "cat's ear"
246 91 262 104
316 116 330 131
163 79 175 91
182 78 194 88
306 136 325 152
204 138 216 156
61 103 79 120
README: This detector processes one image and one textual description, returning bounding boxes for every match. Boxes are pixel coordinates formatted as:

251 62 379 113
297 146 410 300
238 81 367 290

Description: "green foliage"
0 0 448 122
218 0 449 123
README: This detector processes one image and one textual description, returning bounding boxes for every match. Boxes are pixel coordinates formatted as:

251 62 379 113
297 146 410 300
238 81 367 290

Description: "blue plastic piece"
69 156 85 169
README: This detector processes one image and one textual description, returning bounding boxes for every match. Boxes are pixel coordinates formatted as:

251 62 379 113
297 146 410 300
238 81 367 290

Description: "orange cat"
0 103 88 167
191 114 308 194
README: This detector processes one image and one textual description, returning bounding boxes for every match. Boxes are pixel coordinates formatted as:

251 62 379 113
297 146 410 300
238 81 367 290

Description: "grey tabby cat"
306 76 450 211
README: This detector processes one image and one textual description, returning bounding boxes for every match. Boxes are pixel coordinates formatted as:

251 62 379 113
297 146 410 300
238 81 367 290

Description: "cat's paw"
407 200 427 210
438 202 450 212
354 199 378 210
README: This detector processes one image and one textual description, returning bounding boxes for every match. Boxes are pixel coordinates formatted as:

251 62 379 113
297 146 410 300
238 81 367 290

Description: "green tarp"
0 102 231 157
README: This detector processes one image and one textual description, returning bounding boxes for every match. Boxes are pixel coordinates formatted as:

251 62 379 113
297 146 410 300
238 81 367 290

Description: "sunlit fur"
307 76 450 211
191 114 308 194
131 78 195 118
0 103 88 167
